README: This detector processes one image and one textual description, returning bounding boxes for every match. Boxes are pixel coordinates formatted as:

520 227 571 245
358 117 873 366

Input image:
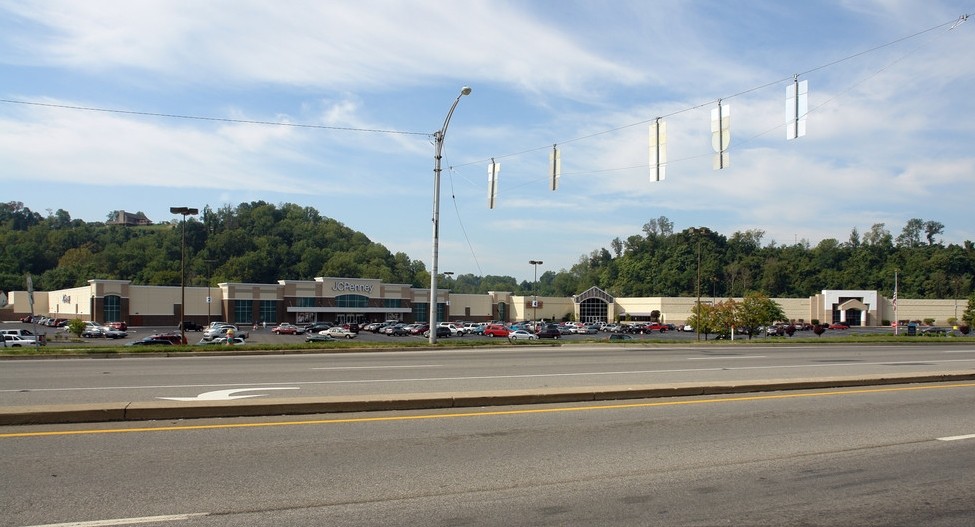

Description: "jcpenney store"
4 278 962 329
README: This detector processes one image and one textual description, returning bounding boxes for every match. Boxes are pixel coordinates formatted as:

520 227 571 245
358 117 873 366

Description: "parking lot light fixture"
170 206 199 345
429 86 471 344
529 260 543 326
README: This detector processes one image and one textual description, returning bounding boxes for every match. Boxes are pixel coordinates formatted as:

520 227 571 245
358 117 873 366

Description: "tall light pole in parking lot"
171 206 198 345
690 227 710 341
529 260 543 326
429 86 472 344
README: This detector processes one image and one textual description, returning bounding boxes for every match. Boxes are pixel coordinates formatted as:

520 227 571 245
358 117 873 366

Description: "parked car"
437 322 463 336
409 323 430 336
127 337 175 346
508 329 538 341
203 325 246 341
196 337 247 345
148 333 187 345
305 333 336 343
483 324 510 338
609 333 635 341
323 326 357 339
535 325 561 339
828 323 850 330
91 326 128 339
179 321 204 331
383 324 410 336
107 321 128 331
271 323 304 335
1 329 35 338
423 326 451 338
303 323 332 334
2 335 38 347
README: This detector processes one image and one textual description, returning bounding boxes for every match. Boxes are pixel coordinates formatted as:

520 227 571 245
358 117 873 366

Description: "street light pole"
529 260 543 327
690 227 709 341
205 258 217 326
170 206 199 345
429 86 472 344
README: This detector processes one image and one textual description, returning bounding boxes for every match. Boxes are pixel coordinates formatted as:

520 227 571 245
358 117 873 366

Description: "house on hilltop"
107 210 153 226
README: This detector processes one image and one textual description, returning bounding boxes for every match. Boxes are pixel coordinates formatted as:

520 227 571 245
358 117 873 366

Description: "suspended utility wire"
452 12 972 171
0 98 429 136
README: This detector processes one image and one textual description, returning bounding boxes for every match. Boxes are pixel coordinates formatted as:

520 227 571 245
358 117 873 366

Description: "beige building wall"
45 285 94 319
7 291 50 317
446 293 494 321
509 295 576 322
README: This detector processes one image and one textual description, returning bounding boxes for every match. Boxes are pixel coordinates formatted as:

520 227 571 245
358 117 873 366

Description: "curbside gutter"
3 372 974 426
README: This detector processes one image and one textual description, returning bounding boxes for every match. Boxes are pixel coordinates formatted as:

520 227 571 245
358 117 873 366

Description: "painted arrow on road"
158 387 299 401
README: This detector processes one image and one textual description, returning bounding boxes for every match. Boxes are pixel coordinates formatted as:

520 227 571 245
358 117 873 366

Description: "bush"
813 325 826 336
66 318 86 338
881 319 890 326
923 318 935 325
960 325 971 335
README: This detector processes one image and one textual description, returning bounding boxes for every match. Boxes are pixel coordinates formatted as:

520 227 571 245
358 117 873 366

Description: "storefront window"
413 302 429 322
103 295 121 322
336 294 368 308
259 300 277 324
234 300 253 324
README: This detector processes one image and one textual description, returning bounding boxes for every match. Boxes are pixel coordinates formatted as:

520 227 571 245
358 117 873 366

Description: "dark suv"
536 325 561 339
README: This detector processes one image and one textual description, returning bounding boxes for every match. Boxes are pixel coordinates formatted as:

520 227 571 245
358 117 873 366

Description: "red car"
483 324 510 338
271 323 302 335
828 323 850 330
646 322 667 332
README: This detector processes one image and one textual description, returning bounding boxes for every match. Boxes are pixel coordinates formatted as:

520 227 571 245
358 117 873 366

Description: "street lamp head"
170 206 199 216
460 86 472 96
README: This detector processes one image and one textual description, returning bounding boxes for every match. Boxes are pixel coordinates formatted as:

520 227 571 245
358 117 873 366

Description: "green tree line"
2 202 974 304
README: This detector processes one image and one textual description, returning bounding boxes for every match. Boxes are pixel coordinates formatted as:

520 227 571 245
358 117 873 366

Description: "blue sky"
2 1 974 283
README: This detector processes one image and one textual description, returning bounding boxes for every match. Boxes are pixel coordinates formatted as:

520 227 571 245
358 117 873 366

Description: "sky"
2 1 974 284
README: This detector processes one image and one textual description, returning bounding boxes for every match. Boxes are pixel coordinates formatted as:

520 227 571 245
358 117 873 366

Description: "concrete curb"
3 372 974 426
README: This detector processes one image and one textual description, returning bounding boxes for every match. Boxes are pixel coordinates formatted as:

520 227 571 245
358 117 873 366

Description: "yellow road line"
4 382 974 439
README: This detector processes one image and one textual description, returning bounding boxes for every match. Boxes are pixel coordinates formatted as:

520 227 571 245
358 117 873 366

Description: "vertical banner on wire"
649 118 667 182
786 77 808 140
549 145 561 191
487 158 500 209
711 101 730 170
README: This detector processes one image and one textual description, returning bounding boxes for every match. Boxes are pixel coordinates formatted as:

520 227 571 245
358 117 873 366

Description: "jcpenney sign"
331 281 374 294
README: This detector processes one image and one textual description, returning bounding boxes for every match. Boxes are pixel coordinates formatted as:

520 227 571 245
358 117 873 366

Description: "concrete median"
3 372 974 426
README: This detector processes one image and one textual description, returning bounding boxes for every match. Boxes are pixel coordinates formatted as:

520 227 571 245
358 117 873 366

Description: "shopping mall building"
3 277 965 329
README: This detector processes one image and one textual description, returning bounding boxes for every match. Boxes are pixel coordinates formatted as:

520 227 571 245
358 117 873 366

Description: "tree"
962 294 975 328
687 302 720 340
924 220 945 246
737 292 786 339
896 218 924 248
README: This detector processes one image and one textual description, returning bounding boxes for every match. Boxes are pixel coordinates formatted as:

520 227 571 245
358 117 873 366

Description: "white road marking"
937 433 975 441
158 387 299 401
25 513 208 527
687 356 766 360
312 364 442 370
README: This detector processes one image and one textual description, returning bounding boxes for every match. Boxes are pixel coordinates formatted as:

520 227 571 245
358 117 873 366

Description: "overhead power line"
0 98 429 136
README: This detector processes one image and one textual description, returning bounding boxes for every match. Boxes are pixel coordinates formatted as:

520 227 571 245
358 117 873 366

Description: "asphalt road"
2 381 973 526
2 342 974 408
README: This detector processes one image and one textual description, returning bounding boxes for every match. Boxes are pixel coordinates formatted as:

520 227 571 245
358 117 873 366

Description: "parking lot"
0 321 907 349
